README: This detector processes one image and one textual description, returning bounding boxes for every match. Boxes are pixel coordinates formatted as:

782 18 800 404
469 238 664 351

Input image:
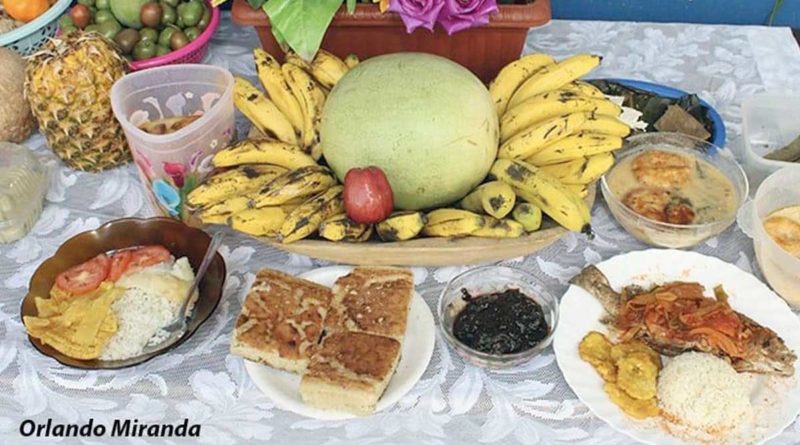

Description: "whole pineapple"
25 33 131 172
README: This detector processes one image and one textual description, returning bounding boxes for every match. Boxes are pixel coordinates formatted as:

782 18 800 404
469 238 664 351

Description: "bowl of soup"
739 166 800 307
601 132 748 248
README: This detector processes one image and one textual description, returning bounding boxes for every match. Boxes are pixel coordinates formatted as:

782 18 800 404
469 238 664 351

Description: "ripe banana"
310 50 350 90
212 138 317 170
198 212 230 225
489 53 555 116
579 115 631 137
199 196 254 217
230 206 295 237
280 186 344 243
254 165 338 207
344 53 359 69
500 91 621 142
376 211 427 241
422 209 485 238
285 51 312 71
491 158 591 233
283 63 327 159
498 112 589 160
253 49 304 136
507 54 602 110
512 202 543 232
565 183 589 198
318 213 372 242
472 217 525 238
524 133 623 166
538 152 615 185
459 181 516 219
561 81 605 99
233 76 298 145
187 164 287 208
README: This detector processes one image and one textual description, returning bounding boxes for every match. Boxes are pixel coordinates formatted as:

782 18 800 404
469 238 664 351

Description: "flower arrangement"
215 0 522 60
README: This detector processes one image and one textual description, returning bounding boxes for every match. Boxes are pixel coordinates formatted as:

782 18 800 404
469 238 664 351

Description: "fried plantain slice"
603 383 660 419
579 331 613 365
610 340 662 370
616 352 659 400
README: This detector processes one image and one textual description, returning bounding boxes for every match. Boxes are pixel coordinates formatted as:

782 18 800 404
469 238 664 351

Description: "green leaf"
346 0 356 14
263 0 343 61
247 0 266 8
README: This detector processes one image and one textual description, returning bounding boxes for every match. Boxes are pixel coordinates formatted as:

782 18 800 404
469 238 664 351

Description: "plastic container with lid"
739 94 800 190
0 142 48 243
739 166 800 307
110 64 235 220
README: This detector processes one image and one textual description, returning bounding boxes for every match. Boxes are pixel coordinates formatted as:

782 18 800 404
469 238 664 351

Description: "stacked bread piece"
230 266 414 415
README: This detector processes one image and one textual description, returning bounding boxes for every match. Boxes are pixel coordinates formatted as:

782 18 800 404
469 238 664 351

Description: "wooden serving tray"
262 186 595 267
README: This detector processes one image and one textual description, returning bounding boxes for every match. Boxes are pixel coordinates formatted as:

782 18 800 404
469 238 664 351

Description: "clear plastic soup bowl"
601 133 748 248
110 64 234 220
739 167 800 308
438 266 559 369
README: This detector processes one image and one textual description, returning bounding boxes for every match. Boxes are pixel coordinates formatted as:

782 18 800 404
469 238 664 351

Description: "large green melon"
321 53 499 210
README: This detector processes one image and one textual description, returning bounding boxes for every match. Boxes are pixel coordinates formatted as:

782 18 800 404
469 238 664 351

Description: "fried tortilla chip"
24 284 121 360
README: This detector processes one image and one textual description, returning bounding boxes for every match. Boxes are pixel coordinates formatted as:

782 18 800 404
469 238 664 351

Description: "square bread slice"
230 269 332 373
326 267 414 342
299 331 401 416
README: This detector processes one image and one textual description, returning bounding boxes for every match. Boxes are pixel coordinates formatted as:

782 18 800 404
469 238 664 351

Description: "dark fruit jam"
452 288 549 355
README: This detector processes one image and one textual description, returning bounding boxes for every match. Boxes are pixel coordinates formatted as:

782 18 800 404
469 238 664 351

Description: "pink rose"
438 0 498 35
389 0 445 33
163 162 186 188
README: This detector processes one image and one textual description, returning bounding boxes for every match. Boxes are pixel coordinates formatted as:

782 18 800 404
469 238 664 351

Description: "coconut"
0 48 35 143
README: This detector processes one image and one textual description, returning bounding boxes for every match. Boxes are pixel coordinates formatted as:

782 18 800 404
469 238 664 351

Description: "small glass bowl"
601 132 748 248
437 265 559 369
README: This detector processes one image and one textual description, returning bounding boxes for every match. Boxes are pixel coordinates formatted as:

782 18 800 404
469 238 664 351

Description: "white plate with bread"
232 265 436 420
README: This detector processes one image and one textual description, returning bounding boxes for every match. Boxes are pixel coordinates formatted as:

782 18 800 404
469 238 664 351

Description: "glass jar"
0 142 47 243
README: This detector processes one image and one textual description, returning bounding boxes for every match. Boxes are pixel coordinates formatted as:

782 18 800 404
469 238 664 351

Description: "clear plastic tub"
0 143 47 243
110 64 235 220
739 94 800 190
739 166 800 307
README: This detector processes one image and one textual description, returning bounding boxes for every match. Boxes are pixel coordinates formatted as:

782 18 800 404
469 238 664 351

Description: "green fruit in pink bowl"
109 0 150 29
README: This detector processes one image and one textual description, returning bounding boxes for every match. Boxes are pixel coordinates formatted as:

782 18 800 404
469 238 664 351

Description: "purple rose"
438 0 498 35
389 0 445 33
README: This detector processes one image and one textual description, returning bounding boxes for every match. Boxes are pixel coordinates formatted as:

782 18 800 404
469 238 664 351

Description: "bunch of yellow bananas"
234 49 357 160
185 49 370 245
193 50 631 244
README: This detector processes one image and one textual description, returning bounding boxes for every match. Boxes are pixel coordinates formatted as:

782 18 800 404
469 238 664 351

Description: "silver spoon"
142 230 225 355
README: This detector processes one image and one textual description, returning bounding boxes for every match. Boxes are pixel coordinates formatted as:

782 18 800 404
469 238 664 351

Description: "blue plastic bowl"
594 78 726 149
0 0 71 56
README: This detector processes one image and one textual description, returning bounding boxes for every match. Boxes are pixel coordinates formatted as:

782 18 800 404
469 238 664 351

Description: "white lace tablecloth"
2 17 800 445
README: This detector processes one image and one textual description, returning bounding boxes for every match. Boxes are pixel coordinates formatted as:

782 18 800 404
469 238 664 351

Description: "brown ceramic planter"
231 0 551 82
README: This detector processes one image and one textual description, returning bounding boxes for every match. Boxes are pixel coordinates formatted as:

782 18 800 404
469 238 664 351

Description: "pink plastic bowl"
129 3 220 71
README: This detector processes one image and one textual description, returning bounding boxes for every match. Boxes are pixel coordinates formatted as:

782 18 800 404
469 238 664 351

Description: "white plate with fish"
553 249 800 445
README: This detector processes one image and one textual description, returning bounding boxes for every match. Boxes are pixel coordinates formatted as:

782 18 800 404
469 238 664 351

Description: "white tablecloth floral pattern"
2 16 800 445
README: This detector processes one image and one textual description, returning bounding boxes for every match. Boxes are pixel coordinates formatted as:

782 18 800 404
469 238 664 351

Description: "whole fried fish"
570 265 797 377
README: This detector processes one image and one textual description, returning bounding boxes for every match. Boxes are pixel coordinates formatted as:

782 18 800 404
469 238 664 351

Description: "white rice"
657 352 752 433
99 288 175 361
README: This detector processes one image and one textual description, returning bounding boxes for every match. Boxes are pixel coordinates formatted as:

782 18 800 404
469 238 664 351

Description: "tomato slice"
128 245 172 273
55 253 111 296
107 250 133 282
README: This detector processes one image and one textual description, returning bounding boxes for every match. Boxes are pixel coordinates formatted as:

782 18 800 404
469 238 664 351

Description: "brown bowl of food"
601 133 748 248
20 217 226 369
